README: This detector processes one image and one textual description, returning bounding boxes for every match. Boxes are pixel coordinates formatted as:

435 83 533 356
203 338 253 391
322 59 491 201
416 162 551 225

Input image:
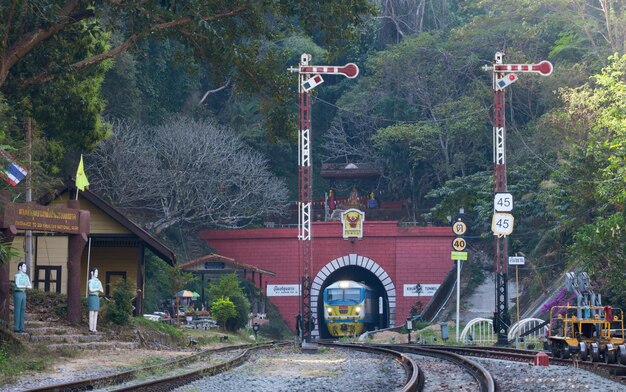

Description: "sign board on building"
403 284 440 297
2 202 81 234
266 284 301 297
341 208 365 239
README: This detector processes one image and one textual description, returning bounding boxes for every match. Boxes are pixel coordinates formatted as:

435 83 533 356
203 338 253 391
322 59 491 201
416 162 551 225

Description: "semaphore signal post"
288 54 359 345
483 52 552 345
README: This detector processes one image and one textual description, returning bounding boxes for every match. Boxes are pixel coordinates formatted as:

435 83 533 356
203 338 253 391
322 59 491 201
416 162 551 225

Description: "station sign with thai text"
3 203 80 234
266 284 301 297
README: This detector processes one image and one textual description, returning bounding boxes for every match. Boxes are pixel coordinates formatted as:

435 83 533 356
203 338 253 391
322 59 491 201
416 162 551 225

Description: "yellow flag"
75 154 90 191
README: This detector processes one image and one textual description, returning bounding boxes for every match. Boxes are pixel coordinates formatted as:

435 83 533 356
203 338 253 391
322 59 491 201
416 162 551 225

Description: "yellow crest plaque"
341 208 365 239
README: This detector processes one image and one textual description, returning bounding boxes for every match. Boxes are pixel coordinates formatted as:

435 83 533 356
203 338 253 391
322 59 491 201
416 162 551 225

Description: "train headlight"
327 307 333 314
355 306 361 314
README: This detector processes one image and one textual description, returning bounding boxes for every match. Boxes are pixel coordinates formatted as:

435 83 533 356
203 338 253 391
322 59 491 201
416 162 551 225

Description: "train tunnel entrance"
316 265 391 339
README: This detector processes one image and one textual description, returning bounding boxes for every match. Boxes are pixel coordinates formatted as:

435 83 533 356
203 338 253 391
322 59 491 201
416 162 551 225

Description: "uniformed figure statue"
14 262 32 333
88 268 104 333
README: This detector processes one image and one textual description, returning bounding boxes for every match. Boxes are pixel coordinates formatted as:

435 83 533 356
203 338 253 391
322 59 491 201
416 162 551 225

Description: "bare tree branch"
88 117 289 235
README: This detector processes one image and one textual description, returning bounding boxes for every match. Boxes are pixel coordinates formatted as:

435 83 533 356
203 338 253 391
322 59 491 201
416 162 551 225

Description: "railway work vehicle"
323 280 376 337
547 305 626 363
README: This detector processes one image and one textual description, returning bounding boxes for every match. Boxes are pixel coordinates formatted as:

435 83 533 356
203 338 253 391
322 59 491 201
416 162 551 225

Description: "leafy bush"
211 297 237 330
207 273 250 330
106 279 134 325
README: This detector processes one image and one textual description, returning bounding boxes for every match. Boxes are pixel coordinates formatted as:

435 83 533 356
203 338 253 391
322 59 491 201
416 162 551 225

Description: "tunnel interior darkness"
317 265 389 339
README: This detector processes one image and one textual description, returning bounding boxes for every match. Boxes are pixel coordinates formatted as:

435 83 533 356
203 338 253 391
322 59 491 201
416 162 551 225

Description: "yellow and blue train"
323 280 376 337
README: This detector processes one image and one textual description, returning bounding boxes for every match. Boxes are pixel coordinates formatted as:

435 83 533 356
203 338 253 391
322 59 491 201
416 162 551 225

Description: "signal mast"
288 54 359 343
483 52 553 344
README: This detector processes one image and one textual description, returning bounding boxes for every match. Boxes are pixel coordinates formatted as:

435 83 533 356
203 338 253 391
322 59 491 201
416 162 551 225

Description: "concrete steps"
17 313 140 351
46 341 140 351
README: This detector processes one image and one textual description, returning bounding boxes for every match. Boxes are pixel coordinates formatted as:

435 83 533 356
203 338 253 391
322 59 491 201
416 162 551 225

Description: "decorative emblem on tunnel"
341 208 365 239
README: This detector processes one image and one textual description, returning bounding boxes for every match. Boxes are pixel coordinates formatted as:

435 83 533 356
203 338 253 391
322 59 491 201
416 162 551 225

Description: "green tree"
144 255 173 313
211 297 237 331
570 214 626 307
207 273 251 331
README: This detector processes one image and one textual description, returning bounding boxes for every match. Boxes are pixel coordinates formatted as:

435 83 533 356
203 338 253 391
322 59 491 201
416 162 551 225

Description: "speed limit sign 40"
452 237 467 251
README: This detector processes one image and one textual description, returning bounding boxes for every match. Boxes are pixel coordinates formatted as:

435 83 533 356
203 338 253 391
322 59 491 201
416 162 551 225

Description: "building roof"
42 183 176 265
320 162 381 179
181 253 276 276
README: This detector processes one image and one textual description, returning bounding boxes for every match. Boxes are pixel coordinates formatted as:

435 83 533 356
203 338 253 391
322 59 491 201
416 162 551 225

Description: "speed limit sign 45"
491 213 514 236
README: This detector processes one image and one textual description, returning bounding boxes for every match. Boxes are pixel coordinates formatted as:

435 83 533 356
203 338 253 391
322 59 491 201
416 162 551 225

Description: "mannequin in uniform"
88 268 104 332
14 262 32 333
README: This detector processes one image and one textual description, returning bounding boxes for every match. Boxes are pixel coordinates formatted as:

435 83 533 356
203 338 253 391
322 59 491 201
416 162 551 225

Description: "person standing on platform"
88 268 104 333
14 262 32 333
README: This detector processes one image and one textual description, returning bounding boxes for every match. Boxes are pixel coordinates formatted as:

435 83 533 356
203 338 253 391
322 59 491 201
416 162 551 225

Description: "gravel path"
172 346 406 392
406 354 479 391
476 357 626 391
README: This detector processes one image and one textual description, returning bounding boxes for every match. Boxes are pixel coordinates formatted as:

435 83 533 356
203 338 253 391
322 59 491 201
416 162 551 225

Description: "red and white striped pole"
289 54 359 344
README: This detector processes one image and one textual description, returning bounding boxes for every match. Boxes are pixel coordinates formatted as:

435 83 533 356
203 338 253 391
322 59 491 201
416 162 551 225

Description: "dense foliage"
105 279 135 326
1 0 626 317
207 273 251 331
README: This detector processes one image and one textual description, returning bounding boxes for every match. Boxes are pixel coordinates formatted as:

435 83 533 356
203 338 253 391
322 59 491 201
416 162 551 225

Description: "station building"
5 185 175 316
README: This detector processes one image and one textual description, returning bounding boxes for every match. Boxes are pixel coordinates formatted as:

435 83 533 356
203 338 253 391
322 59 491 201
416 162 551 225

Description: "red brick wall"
199 221 454 331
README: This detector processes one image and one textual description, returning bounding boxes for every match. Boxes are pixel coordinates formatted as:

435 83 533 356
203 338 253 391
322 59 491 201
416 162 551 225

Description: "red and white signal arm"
300 63 360 79
494 60 553 76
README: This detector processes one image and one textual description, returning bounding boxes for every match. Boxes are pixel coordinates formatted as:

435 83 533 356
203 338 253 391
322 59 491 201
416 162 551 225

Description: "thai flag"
0 151 28 186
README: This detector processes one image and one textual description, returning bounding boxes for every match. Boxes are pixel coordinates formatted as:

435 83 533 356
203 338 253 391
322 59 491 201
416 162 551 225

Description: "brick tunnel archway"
310 254 396 339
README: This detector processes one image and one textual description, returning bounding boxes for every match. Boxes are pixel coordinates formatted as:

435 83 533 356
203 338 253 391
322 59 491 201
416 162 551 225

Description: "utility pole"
25 117 33 280
483 52 552 345
288 54 358 344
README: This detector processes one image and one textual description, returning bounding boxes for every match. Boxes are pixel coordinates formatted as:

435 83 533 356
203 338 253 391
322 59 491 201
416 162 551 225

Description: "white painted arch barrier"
508 318 548 341
459 318 496 344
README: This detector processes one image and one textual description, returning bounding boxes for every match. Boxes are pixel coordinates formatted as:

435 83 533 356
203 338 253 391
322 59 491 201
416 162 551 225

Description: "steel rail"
319 341 423 392
418 345 626 386
25 342 279 392
367 344 495 392
109 345 268 392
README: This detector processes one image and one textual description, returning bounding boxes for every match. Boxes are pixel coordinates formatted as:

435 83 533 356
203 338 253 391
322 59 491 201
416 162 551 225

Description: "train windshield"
327 288 362 302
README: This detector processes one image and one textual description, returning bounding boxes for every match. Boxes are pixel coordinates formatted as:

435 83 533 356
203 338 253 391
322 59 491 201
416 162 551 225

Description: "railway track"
25 342 281 392
26 341 418 392
413 344 626 387
319 341 423 391
367 344 496 392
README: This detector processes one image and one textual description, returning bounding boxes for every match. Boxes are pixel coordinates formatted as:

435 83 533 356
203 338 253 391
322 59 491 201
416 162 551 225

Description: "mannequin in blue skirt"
14 262 32 333
88 268 104 332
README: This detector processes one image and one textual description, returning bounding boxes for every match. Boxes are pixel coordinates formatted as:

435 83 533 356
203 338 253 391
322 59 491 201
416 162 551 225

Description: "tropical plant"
211 297 237 330
106 279 135 326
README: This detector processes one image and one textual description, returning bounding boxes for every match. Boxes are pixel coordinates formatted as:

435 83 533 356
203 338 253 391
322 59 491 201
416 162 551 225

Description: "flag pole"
85 237 92 297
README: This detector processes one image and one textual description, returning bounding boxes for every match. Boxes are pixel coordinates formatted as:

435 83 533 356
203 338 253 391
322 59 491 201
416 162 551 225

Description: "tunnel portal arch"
310 254 396 339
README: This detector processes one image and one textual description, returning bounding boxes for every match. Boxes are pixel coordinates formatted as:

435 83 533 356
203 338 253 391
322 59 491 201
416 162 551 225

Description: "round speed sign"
452 237 467 251
452 221 467 236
